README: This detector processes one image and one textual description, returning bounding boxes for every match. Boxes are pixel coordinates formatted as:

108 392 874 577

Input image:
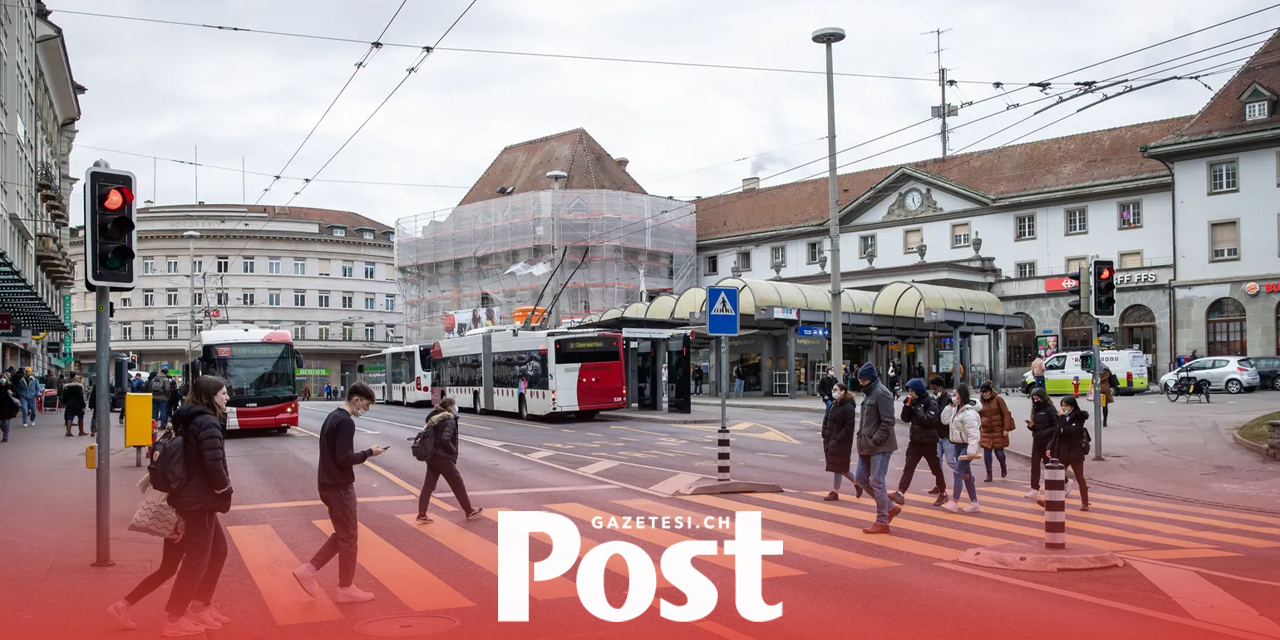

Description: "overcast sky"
54 0 1275 229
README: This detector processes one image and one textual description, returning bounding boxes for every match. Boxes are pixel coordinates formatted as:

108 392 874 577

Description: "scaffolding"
395 189 696 344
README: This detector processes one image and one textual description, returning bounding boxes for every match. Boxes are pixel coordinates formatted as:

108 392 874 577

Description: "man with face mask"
854 362 900 534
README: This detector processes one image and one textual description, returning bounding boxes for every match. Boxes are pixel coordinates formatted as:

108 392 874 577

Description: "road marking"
527 450 556 459
578 460 619 474
610 425 672 437
682 494 961 561
617 498 897 570
314 520 474 611
225 525 344 625
467 414 552 429
460 439 672 497
618 436 641 442
1124 548 1242 560
751 493 1007 548
756 452 788 458
354 427 381 434
1130 559 1280 637
665 421 801 444
985 487 1280 537
1115 555 1280 588
1082 492 1280 527
397 513 578 600
232 495 416 511
939 563 1280 640
648 473 702 494
546 502 804 578
341 412 495 430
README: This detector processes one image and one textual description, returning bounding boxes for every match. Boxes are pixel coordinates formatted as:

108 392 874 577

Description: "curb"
689 401 828 414
1232 430 1271 456
616 413 722 425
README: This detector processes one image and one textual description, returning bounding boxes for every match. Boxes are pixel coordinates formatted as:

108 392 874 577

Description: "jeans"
1029 438 1049 490
153 400 169 429
21 396 37 423
311 484 359 588
419 457 474 515
733 379 745 397
126 537 185 605
938 439 956 471
832 471 856 491
694 381 702 395
854 452 894 525
983 447 1007 477
898 441 946 493
165 511 227 616
1 418 10 440
951 444 977 503
1034 375 1046 390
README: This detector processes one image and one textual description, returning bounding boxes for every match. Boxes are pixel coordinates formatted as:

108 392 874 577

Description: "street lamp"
813 26 846 376
184 231 200 340
546 170 568 328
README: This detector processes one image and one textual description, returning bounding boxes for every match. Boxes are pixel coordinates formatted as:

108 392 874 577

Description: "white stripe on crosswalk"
578 460 620 474
1130 559 1280 637
648 473 702 494
527 450 556 459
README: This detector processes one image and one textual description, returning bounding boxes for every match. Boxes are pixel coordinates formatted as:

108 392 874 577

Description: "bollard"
1043 458 1066 550
717 426 731 481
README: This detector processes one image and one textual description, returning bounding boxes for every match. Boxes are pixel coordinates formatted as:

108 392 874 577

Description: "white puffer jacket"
941 402 981 446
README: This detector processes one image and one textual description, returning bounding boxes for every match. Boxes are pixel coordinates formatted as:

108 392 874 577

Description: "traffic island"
679 480 783 495
958 541 1124 573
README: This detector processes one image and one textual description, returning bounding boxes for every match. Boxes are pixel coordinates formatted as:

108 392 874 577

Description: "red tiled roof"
458 128 646 206
141 204 393 234
695 117 1191 241
1155 29 1280 145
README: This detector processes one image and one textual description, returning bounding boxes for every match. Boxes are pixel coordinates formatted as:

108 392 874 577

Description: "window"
192 258 203 274
192 292 203 307
268 291 281 307
318 291 330 308
292 325 305 341
167 259 179 274
903 228 923 253
119 296 132 308
364 295 375 310
766 246 784 268
341 323 354 341
333 228 346 237
294 259 306 275
1207 298 1247 356
242 257 255 274
318 325 330 341
85 325 94 342
342 263 354 278
364 324 375 341
268 257 281 274
1065 207 1088 235
1016 261 1037 278
242 291 256 306
216 292 229 307
166 289 178 306
386 326 397 342
736 251 752 271
143 258 155 275
1118 251 1143 269
1210 220 1239 260
859 234 876 258
294 290 307 307
143 322 155 340
216 257 230 273
801 241 819 264
342 293 353 309
1006 313 1036 368
950 223 971 248
1118 201 1143 229
705 255 718 275
1066 256 1087 275
1061 310 1095 351
143 290 155 307
1015 214 1036 240
1246 100 1268 121
121 323 132 341
361 230 375 240
364 262 375 279
1209 160 1238 193
167 321 179 340
385 294 396 311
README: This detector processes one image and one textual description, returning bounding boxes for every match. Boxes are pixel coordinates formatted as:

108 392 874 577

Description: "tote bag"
128 487 179 538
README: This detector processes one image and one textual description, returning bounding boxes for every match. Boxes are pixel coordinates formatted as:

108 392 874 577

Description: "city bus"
431 327 625 420
186 324 302 433
356 352 388 402
357 344 433 405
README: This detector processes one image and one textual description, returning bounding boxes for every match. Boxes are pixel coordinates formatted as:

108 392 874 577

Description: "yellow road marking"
225 524 343 625
314 520 474 611
1085 491 1280 527
751 493 1007 548
233 495 416 511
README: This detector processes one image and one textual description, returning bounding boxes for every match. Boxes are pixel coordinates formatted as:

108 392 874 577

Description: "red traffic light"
1098 266 1115 280
100 186 134 211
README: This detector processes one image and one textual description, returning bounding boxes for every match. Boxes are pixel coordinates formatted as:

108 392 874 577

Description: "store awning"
872 281 1004 317
0 250 67 332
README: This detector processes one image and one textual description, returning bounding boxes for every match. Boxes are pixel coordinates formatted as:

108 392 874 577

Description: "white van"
1022 349 1149 396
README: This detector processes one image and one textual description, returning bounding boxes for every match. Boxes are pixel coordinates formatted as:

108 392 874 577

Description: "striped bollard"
717 427 731 481
1043 458 1067 549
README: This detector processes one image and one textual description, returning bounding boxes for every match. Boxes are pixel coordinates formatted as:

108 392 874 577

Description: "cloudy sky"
54 0 1276 229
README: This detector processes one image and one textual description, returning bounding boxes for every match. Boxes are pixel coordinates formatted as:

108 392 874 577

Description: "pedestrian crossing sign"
706 286 739 336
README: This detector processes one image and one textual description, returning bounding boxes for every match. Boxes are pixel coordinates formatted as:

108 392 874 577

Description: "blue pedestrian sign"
706 286 739 336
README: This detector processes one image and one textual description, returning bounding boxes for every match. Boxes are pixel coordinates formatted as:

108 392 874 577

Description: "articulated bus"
186 324 302 433
357 344 433 405
431 327 625 420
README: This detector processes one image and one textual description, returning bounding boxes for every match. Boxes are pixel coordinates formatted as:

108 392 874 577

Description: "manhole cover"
354 614 460 637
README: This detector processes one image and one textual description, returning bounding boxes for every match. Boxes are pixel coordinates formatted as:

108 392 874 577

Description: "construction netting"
395 189 696 344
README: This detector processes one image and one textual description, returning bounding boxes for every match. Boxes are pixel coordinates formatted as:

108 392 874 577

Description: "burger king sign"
1245 282 1260 296
1243 281 1280 295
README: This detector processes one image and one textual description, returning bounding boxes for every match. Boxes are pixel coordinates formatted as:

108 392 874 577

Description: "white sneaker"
161 617 206 637
292 563 318 598
206 603 230 625
1024 488 1040 499
1065 483 1073 499
105 600 137 630
941 500 959 513
962 502 981 513
337 584 375 603
186 608 221 630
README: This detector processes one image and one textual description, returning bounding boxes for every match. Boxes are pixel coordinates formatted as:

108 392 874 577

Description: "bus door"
636 340 660 410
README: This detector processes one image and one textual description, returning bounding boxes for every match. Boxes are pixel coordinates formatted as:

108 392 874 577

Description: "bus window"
555 336 621 364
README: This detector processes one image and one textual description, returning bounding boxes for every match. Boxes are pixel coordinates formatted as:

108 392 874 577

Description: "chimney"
742 177 760 191
615 157 630 172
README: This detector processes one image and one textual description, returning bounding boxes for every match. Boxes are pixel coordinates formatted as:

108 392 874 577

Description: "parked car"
1250 355 1280 390
1157 356 1260 394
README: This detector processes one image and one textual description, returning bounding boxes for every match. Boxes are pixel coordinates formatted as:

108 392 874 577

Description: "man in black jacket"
890 378 948 507
293 382 384 604
818 368 838 409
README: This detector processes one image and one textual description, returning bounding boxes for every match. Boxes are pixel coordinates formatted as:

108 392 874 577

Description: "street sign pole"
1093 320 1103 461
719 336 729 481
706 287 739 483
93 286 113 566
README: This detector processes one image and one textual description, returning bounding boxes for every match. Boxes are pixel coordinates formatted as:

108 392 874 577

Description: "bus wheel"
276 427 289 434
518 397 530 421
578 411 599 421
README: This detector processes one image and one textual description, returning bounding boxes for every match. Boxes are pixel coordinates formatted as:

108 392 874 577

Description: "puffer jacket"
978 394 1016 449
1029 400 1059 445
899 392 941 445
426 409 461 463
821 395 857 473
167 404 233 513
60 382 87 415
1050 409 1090 466
941 402 981 447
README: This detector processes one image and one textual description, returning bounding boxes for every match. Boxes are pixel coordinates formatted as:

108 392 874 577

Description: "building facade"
0 1 81 373
68 204 403 392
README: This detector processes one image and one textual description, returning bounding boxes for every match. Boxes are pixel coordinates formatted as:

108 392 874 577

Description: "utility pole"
925 28 954 157
184 231 200 342
813 27 845 380
546 170 568 328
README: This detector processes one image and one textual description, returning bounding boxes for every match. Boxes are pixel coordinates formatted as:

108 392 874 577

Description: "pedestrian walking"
853 363 900 534
692 366 704 396
1024 388 1061 499
324 383 332 400
105 475 198 631
293 382 386 604
302 385 312 401
887 360 900 400
732 362 746 398
940 383 982 514
161 376 234 637
977 381 1015 482
1098 366 1116 427
151 368 175 429
1044 396 1091 511
929 376 953 476
890 378 948 507
60 374 88 437
818 368 838 409
820 384 859 501
415 397 484 522
0 375 19 442
16 370 41 427
1030 355 1046 391
167 375 181 420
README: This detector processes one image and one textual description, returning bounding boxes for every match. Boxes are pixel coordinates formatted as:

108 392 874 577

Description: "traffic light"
1067 265 1091 315
84 166 138 288
129 353 138 370
1093 259 1116 317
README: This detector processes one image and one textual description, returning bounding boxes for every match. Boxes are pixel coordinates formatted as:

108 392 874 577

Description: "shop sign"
1113 271 1159 286
296 368 331 376
797 325 829 338
770 307 799 320
622 328 679 339
796 337 827 349
1043 276 1080 292
1244 281 1280 296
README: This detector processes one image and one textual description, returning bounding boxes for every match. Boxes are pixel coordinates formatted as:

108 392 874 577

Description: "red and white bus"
187 324 302 433
358 344 433 405
431 327 625 420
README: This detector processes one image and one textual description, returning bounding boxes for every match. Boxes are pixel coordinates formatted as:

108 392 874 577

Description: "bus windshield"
206 343 297 400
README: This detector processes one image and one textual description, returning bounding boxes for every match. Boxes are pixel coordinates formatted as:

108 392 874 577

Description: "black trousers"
1067 460 1089 504
311 484 359 588
419 457 474 515
164 511 227 615
1030 438 1049 490
897 441 946 493
126 537 185 605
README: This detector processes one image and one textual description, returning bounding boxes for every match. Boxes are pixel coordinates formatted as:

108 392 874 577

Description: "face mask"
351 404 367 418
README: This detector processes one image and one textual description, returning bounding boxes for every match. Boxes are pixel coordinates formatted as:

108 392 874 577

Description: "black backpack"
411 423 437 462
148 432 188 493
1080 428 1092 456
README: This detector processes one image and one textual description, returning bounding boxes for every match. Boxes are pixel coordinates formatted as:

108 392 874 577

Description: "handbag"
128 487 179 538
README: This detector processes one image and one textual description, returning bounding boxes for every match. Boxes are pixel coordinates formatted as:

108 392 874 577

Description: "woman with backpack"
106 475 188 631
976 381 1015 482
821 384 860 501
160 376 234 636
415 397 483 523
1045 397 1091 511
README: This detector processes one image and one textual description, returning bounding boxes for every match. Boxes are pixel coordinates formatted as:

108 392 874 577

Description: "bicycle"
1165 375 1210 403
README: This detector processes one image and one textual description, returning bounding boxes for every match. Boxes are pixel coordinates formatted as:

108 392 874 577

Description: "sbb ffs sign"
497 511 781 622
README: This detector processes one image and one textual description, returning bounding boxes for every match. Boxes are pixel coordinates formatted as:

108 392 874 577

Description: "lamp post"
813 27 846 375
184 231 200 341
546 170 568 328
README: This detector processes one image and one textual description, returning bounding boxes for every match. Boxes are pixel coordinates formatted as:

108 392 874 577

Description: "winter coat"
856 380 898 456
1098 371 1115 404
821 395 857 473
167 404 233 513
1029 401 1059 445
426 410 461 463
818 375 837 401
1050 409 1090 466
899 392 941 445
0 384 19 420
978 394 1016 449
60 382 87 415
941 402 981 448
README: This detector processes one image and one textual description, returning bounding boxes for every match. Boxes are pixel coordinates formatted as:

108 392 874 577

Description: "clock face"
905 189 923 211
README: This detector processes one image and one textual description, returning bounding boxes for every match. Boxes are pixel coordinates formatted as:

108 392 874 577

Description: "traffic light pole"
93 286 114 566
1092 320 1103 462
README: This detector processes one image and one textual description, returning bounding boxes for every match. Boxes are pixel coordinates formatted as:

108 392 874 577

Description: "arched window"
1061 309 1095 351
1006 313 1036 367
1119 304 1157 374
1206 297 1247 356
